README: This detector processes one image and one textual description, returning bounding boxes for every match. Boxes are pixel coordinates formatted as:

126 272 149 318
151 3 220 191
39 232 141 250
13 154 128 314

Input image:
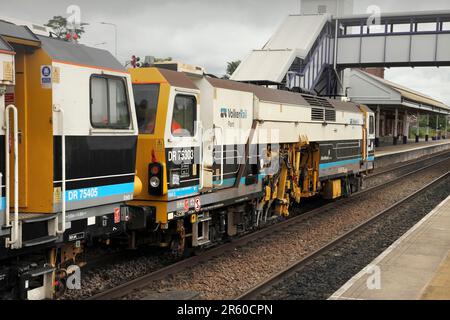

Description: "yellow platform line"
421 251 450 300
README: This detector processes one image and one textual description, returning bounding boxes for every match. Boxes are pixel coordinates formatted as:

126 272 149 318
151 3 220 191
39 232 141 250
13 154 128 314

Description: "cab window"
91 75 130 129
171 95 196 137
133 84 160 134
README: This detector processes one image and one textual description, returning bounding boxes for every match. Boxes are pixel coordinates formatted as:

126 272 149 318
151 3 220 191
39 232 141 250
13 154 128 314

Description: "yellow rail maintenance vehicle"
125 62 375 255
0 20 138 299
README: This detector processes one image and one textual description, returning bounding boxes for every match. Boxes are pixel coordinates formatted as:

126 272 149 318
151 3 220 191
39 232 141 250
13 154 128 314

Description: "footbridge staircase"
232 11 450 96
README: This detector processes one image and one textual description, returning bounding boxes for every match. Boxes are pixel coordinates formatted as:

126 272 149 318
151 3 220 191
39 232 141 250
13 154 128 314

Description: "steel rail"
237 171 450 300
88 156 450 300
367 149 450 179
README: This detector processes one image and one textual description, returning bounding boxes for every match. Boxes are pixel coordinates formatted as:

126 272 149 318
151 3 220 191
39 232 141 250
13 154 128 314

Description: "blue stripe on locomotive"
65 182 134 202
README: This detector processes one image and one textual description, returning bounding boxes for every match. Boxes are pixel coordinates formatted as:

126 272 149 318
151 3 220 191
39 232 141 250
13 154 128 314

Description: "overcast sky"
2 0 450 104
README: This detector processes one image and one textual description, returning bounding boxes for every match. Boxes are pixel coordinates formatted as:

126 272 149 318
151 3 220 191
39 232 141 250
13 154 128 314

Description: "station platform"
330 196 450 300
374 140 450 169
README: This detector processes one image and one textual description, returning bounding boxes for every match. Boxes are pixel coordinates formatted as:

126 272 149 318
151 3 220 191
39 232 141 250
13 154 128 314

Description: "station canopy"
348 69 450 116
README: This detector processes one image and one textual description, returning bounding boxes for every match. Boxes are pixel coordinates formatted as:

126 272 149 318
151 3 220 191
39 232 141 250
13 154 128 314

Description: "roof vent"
302 95 334 109
325 109 336 122
311 108 324 121
153 61 205 76
311 108 336 122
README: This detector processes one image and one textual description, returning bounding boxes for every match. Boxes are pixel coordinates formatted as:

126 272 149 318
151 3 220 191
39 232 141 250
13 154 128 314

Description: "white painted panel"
410 34 436 62
264 15 327 57
212 88 254 146
385 35 410 63
52 62 137 136
231 49 296 83
253 121 363 144
348 70 402 105
436 33 450 62
361 36 386 63
255 101 310 122
337 38 360 64
252 98 364 144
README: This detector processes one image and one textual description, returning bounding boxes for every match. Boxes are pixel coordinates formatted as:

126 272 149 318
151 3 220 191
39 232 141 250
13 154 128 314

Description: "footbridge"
231 10 450 99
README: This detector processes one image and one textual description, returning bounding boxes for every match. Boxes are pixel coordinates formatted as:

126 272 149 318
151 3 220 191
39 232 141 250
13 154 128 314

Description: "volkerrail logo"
220 108 248 119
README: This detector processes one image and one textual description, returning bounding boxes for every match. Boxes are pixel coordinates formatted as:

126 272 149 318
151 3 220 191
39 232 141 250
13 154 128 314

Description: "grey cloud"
2 0 450 103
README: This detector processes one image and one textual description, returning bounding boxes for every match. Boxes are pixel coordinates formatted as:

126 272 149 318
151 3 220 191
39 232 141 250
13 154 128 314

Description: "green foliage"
222 60 241 79
409 115 449 139
45 15 87 40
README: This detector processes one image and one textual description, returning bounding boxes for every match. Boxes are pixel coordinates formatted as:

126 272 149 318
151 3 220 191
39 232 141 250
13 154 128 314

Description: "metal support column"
446 115 448 139
393 108 399 145
426 114 430 142
403 110 408 144
416 111 420 143
436 114 439 140
375 106 380 147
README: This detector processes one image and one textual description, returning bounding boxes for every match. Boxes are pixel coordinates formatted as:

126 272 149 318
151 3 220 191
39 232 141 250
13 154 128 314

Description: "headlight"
150 176 160 188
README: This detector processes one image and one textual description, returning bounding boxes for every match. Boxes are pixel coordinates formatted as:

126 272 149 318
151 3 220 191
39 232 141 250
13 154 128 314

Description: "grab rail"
215 125 224 187
4 105 19 247
53 105 66 234
198 123 204 191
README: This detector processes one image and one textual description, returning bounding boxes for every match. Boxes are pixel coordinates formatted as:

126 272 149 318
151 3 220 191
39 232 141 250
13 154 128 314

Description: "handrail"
53 105 66 234
300 34 331 77
215 125 224 187
198 123 204 191
287 33 332 91
4 105 19 247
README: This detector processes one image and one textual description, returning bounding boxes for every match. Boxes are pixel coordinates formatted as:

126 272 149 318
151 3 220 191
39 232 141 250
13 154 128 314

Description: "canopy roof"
231 14 327 83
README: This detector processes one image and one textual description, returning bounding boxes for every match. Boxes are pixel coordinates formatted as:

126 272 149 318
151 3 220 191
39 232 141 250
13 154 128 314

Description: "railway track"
87 153 450 300
238 171 450 300
363 150 450 188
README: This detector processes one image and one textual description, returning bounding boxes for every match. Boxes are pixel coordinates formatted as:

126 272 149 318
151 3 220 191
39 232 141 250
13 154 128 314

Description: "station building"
347 68 450 146
232 0 450 147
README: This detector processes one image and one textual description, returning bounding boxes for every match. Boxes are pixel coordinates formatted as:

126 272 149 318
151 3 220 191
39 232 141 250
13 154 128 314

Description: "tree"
45 15 87 40
222 60 241 79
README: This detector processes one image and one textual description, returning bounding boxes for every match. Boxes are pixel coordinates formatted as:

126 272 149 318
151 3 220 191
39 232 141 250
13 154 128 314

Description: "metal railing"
286 33 333 92
53 105 66 235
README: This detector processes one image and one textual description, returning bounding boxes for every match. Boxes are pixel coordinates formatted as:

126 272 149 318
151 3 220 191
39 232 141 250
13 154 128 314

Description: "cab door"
367 112 376 160
164 88 202 200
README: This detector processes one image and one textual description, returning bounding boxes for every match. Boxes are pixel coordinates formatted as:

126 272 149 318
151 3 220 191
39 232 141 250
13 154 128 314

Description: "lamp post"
100 22 117 58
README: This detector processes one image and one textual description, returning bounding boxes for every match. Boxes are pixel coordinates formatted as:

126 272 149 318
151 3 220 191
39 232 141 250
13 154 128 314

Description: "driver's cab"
128 66 202 225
